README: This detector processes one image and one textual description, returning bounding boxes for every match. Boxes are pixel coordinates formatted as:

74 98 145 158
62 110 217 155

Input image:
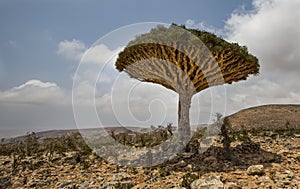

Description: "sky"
0 0 299 138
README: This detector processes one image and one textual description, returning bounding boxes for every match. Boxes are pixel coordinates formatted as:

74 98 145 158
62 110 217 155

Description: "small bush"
180 173 199 189
0 131 95 172
158 167 170 177
110 124 174 148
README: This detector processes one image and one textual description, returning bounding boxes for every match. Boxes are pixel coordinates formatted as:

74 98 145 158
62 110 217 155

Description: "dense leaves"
116 24 259 91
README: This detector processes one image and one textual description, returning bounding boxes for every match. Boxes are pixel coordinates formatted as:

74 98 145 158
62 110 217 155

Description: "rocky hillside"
0 104 299 189
226 104 300 131
1 131 299 188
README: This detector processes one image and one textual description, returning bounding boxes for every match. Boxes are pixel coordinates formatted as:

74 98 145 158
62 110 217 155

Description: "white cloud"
225 76 300 114
0 80 70 105
57 39 122 65
209 0 300 115
225 0 300 73
81 44 123 65
15 80 57 89
185 7 300 118
57 39 85 61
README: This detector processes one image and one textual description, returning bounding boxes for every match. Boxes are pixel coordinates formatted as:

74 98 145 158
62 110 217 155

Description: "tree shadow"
157 139 282 174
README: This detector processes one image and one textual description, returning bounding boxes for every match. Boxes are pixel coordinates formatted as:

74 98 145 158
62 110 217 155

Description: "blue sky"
0 0 252 89
1 0 300 138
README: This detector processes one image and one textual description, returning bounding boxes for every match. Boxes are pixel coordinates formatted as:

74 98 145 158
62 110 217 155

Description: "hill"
225 104 300 131
2 126 154 143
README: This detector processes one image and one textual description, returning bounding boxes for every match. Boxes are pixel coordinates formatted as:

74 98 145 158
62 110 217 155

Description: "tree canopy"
115 23 260 142
116 24 259 95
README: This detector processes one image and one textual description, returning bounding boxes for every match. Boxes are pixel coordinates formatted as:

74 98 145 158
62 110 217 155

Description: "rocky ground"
0 131 299 189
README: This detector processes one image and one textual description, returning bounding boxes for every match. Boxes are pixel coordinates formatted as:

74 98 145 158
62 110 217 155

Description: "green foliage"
158 167 170 177
123 24 259 67
24 132 39 156
180 172 199 189
110 124 174 148
240 123 300 137
221 117 233 160
269 171 276 182
0 143 16 156
228 125 251 142
0 131 95 174
82 160 91 170
116 24 259 76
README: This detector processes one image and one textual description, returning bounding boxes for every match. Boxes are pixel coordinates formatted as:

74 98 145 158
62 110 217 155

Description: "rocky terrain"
0 104 299 189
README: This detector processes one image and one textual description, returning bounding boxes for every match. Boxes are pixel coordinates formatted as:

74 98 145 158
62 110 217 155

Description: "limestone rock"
247 165 265 175
191 175 224 189
224 182 241 189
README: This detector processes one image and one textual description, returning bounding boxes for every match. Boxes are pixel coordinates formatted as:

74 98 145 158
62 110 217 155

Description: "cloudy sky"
0 0 299 138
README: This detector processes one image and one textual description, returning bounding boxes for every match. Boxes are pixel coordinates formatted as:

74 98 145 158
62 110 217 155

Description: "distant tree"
150 125 157 131
215 113 223 123
110 130 117 140
221 117 232 160
166 123 173 136
24 131 39 156
116 24 259 142
209 112 223 135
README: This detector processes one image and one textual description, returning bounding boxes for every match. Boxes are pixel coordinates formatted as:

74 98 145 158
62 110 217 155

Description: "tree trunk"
178 94 192 143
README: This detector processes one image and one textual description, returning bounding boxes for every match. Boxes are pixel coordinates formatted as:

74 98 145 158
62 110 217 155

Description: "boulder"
247 165 265 175
191 175 224 189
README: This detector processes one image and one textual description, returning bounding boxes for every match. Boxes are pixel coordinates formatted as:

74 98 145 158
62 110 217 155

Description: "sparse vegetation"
0 132 94 174
1 105 299 188
158 167 170 177
180 172 199 189
220 117 233 160
0 109 299 188
109 124 174 148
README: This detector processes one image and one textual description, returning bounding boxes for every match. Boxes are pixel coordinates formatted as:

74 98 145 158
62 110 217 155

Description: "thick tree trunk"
178 94 192 143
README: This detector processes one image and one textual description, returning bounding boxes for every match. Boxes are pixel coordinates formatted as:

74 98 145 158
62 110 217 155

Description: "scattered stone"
78 182 88 189
185 164 193 171
224 182 241 189
0 126 299 189
59 181 72 188
247 165 265 175
179 152 194 159
191 175 224 189
28 179 37 187
112 172 131 181
101 181 136 189
174 160 187 169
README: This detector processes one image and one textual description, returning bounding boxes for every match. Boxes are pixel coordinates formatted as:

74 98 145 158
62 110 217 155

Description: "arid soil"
0 132 299 189
1 104 300 189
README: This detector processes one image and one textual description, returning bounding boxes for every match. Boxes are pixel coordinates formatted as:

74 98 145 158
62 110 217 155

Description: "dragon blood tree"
115 24 259 143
